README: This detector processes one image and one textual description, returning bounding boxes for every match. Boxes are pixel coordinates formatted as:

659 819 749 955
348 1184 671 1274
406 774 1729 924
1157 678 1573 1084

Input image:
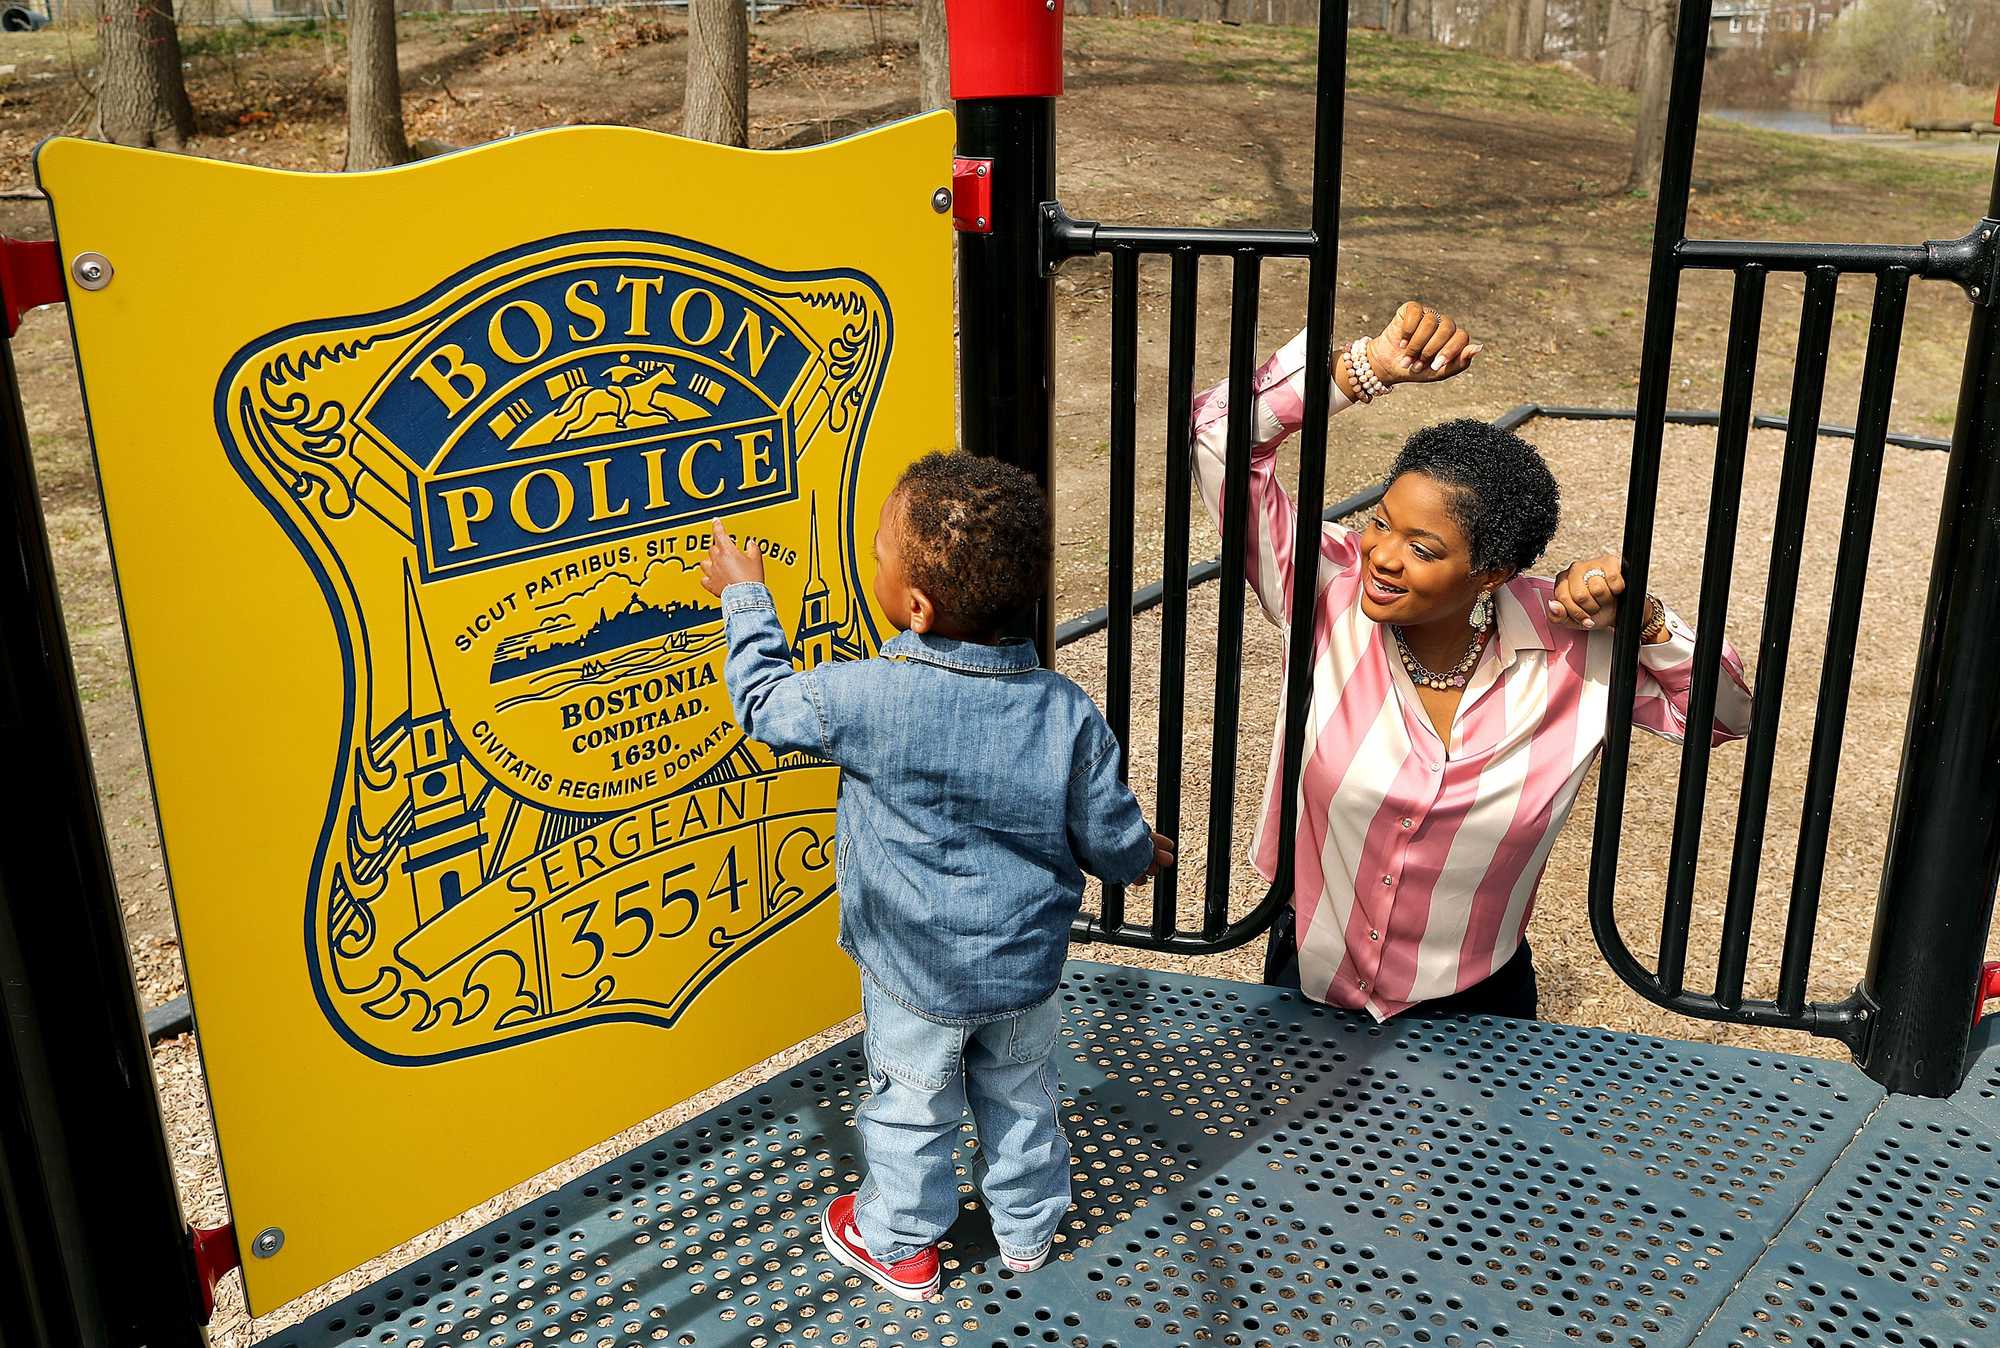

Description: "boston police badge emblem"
220 233 888 1062
38 118 951 1310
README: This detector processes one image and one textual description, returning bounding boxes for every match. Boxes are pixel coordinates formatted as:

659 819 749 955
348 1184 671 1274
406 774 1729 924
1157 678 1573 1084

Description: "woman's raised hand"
1548 553 1625 630
1370 301 1482 385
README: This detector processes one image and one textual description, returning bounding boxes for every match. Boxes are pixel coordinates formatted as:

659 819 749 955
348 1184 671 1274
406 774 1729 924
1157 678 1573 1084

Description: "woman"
1191 303 1751 1020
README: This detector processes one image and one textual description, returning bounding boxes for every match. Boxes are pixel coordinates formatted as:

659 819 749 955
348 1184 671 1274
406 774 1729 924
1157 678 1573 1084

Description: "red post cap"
1977 960 2000 1024
945 0 1065 100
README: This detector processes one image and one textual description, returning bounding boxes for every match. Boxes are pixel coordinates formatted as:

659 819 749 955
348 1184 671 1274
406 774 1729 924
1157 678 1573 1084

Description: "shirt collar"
882 629 1041 676
1493 579 1556 666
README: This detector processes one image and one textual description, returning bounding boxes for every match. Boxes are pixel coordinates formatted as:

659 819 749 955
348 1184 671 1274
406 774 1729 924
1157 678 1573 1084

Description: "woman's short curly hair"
893 451 1050 636
1386 419 1561 576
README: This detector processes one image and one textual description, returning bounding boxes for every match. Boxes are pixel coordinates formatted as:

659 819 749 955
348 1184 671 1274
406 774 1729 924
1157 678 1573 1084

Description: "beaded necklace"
1393 625 1487 691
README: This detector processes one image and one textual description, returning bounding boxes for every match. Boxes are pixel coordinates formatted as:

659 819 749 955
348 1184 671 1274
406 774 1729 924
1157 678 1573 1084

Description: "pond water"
1706 105 1864 137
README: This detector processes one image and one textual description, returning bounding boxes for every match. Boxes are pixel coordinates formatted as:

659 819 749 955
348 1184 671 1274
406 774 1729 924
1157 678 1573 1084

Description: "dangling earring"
1470 589 1494 631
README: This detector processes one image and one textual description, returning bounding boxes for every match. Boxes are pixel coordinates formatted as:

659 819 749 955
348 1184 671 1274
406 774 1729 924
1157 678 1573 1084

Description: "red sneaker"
819 1192 940 1301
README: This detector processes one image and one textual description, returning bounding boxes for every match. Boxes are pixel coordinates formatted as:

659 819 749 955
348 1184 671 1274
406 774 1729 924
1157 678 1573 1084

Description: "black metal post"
0 324 204 1340
1859 152 2000 1096
1262 0 1346 983
956 97 1057 660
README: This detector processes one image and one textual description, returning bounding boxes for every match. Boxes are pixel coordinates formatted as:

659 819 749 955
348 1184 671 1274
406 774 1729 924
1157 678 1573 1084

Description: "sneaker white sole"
1001 1248 1051 1273
819 1213 939 1301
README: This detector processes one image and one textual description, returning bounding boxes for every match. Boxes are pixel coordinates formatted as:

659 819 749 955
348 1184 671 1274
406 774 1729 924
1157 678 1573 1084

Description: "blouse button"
1369 930 1380 941
1357 979 1369 992
1380 874 1392 886
1400 818 1414 829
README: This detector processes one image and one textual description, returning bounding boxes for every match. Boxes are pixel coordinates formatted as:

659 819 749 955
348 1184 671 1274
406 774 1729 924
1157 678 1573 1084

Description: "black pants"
1268 938 1539 1021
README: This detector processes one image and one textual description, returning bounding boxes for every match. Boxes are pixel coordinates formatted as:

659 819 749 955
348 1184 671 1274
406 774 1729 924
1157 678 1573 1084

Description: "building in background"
1708 0 1854 51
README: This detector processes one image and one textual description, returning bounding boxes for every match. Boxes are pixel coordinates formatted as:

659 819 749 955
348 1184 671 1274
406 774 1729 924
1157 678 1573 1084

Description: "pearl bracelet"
1339 345 1373 402
1347 338 1391 401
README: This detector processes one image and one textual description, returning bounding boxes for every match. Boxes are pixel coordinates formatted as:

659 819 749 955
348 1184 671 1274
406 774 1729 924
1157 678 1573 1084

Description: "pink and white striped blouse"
1190 328 1753 1020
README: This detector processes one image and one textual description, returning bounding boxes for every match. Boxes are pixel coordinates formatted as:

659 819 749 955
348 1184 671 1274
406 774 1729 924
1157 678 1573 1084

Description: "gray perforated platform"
1689 1030 2000 1348
272 962 1899 1348
1952 1019 2000 1135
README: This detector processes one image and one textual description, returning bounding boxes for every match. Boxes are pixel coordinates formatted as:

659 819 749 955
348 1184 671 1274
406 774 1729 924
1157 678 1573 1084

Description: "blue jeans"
852 973 1070 1264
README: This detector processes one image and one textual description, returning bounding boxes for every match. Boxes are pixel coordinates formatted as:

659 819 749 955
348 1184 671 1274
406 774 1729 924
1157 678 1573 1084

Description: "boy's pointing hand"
700 519 765 598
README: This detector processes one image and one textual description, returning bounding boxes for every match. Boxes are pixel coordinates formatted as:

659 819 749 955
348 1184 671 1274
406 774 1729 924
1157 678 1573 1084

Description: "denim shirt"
720 582 1154 1024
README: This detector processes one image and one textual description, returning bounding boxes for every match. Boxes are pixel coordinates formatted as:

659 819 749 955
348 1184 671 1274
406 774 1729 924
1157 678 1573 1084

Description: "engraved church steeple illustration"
792 495 865 671
401 563 486 925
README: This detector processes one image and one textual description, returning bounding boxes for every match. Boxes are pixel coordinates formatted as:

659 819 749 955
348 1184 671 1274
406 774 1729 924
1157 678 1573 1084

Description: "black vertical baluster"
1152 252 1199 941
1777 269 1908 1015
1714 265 1838 1009
1263 0 1345 984
1101 247 1139 936
1655 266 1764 998
1203 253 1261 941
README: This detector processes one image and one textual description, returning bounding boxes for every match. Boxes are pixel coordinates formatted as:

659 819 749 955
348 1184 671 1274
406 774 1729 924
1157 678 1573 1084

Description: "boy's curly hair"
893 451 1049 637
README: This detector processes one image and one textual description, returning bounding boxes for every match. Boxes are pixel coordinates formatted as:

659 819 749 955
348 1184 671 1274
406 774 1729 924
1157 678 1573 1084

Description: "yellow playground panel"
36 115 954 1313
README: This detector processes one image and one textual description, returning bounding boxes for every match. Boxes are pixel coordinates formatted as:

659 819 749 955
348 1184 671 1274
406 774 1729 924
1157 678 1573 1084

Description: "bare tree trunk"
918 0 949 112
1577 0 1606 57
1626 0 1676 194
345 0 410 170
94 0 195 148
1524 0 1547 57
1417 0 1434 39
684 0 749 147
1504 0 1526 56
1389 0 1410 34
1603 0 1644 88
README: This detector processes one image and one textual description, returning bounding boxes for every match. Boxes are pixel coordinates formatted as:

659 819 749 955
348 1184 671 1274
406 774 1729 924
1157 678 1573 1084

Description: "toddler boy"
700 452 1171 1299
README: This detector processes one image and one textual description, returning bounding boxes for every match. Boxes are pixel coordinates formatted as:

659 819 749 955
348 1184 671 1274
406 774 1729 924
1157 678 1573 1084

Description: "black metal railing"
1586 0 2000 1088
958 0 2000 1094
992 0 2000 1092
